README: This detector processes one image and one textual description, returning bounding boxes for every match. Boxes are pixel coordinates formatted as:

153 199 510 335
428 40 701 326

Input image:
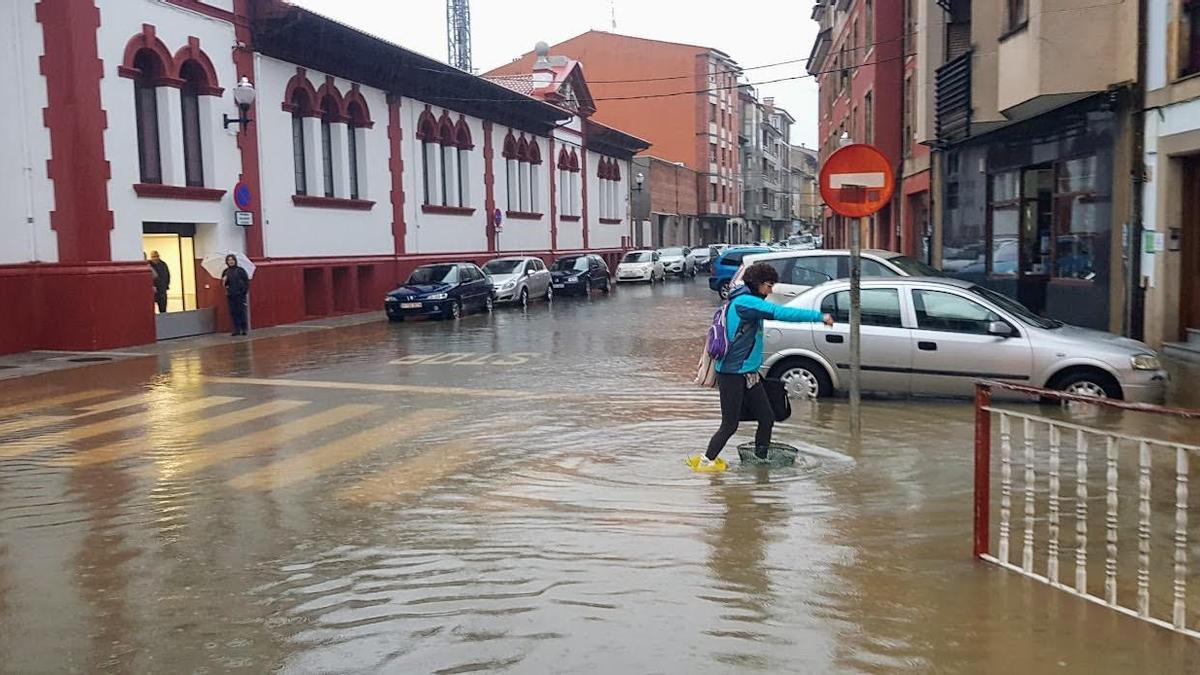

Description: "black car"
549 254 611 296
385 262 493 321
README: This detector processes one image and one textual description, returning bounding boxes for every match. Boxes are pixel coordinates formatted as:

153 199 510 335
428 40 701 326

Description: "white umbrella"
200 251 256 280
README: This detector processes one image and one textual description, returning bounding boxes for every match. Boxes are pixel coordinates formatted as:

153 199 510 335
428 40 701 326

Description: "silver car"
657 247 696 277
732 248 943 305
761 277 1168 403
483 256 553 307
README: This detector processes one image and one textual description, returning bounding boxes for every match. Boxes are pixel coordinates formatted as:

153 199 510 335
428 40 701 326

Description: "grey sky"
292 0 819 148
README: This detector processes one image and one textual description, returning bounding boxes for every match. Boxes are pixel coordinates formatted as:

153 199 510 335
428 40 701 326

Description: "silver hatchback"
761 278 1168 402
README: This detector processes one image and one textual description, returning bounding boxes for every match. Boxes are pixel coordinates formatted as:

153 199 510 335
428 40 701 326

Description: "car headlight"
385 296 396 302
1131 354 1161 370
427 293 448 300
502 280 516 290
567 276 579 283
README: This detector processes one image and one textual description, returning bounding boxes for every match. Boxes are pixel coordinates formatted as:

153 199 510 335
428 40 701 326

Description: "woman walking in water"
689 262 833 471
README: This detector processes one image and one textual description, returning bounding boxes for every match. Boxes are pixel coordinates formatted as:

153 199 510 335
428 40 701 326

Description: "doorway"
1181 157 1200 338
142 223 215 340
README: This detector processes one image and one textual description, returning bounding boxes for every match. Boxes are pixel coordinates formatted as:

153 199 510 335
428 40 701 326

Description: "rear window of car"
722 252 748 266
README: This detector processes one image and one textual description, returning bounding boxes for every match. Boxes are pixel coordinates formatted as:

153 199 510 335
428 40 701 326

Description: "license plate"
401 302 422 309
553 283 565 289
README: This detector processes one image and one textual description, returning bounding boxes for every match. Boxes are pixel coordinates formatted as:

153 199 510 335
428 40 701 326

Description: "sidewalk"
0 311 384 383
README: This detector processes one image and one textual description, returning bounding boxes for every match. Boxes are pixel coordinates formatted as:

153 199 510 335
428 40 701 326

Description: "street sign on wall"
819 144 895 218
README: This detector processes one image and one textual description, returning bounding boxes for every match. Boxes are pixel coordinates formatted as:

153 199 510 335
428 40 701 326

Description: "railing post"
974 382 992 559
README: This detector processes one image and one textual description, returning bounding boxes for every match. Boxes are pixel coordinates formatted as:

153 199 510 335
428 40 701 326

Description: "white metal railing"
973 381 1200 639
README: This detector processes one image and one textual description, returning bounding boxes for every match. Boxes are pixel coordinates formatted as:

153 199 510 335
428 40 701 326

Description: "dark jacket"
149 260 170 292
222 266 250 296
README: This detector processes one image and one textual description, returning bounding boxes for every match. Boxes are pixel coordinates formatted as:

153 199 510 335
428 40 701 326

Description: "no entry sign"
819 144 895 218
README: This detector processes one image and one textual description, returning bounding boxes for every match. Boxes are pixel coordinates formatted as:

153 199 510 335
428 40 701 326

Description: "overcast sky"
292 0 820 148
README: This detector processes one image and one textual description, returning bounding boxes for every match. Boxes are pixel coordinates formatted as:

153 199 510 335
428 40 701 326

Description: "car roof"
808 276 976 291
742 248 901 261
624 249 655 254
486 256 536 262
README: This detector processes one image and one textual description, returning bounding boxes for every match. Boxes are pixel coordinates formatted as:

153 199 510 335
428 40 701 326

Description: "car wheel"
584 279 592 295
449 300 462 320
718 281 731 299
1052 369 1123 400
545 284 554 302
770 358 832 400
485 295 494 313
690 266 696 278
519 287 529 309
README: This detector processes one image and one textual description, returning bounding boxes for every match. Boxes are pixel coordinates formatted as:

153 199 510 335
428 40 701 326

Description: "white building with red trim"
0 0 648 354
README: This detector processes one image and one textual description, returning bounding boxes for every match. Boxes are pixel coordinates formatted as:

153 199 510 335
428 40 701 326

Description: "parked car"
761 277 1167 402
616 250 665 283
550 254 611 295
787 234 816 250
709 246 771 298
731 249 944 305
385 262 493 321
484 256 553 307
657 247 696 277
691 247 714 272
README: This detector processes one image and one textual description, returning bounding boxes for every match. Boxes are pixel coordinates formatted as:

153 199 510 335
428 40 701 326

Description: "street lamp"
838 131 852 148
634 172 645 192
224 77 256 132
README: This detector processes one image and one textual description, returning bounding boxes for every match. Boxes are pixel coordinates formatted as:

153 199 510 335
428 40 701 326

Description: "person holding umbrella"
221 254 251 336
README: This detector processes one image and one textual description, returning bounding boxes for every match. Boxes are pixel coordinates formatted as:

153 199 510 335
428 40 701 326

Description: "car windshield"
888 255 946 277
623 252 652 263
658 248 684 257
408 265 458 284
484 260 522 275
552 257 589 272
968 285 1062 329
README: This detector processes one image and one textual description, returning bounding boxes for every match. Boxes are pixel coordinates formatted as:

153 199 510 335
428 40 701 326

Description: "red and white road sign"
819 144 895 218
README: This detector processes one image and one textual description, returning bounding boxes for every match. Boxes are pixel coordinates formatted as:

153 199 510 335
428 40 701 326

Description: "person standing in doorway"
221 254 251 336
148 250 170 313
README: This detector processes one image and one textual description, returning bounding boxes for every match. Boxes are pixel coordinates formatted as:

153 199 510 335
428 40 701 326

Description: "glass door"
142 233 197 312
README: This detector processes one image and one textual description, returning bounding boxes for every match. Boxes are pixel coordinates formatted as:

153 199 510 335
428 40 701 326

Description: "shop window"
1053 156 1102 281
132 51 163 185
988 171 1021 276
1182 0 1200 78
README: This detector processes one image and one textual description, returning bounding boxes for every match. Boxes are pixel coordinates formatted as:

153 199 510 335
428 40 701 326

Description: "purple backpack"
706 301 732 358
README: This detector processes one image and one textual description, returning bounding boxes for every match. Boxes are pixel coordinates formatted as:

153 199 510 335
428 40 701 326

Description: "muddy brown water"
1 279 1198 673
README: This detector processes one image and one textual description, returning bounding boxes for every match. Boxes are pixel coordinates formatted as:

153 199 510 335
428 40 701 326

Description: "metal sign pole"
849 215 862 436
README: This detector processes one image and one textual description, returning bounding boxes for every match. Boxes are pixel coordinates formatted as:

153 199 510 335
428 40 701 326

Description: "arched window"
527 139 541 213
179 61 206 187
455 119 472 208
320 96 338 198
132 50 163 184
291 90 311 195
438 115 456 206
503 133 518 211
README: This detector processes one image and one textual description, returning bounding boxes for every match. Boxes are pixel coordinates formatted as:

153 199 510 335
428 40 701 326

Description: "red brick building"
487 32 743 245
811 0 926 255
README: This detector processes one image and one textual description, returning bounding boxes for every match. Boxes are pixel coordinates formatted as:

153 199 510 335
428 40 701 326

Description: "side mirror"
987 321 1014 338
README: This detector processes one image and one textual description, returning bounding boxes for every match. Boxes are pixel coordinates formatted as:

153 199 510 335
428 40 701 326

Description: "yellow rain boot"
686 455 728 473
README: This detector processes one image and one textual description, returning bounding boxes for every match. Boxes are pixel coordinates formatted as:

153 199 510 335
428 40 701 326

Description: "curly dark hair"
742 262 779 294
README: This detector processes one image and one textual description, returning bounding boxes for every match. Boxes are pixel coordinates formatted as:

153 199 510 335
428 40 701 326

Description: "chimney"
532 41 554 88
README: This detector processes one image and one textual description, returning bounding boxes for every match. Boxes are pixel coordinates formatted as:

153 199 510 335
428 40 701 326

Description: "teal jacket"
715 286 824 374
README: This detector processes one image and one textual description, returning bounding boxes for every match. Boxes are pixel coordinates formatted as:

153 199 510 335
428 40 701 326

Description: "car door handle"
918 341 938 351
825 334 844 344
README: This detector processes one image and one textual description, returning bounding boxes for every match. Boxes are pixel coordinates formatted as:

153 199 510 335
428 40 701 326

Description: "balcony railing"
935 50 972 145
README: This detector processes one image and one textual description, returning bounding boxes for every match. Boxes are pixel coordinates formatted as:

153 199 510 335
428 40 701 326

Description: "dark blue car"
385 262 493 321
708 246 770 298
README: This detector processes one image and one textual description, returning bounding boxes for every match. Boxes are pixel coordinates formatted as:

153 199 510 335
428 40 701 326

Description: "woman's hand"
822 313 834 327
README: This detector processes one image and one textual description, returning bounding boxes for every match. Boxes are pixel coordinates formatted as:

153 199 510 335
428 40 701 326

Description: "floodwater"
1 278 1198 673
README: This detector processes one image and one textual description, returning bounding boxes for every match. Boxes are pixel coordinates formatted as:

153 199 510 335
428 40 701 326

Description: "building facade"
630 156 700 248
1140 0 1200 355
487 31 744 245
932 0 1139 332
790 145 822 232
0 0 646 355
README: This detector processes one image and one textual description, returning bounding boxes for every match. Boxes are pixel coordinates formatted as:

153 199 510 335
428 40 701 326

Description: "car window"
912 289 1002 334
653 252 660 261
683 247 691 255
484 259 522 275
788 256 838 285
409 265 458 284
861 258 901 277
820 289 904 328
624 252 652 263
888 255 944 277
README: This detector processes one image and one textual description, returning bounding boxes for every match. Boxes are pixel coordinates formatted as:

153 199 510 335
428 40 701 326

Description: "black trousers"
705 372 773 460
228 293 248 333
154 289 167 313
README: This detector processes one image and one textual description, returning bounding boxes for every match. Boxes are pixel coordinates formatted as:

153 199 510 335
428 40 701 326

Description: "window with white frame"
417 108 473 209
558 147 581 217
503 132 543 214
597 157 621 220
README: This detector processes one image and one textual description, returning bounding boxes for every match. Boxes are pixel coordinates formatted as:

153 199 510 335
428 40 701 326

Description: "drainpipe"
1126 0 1148 339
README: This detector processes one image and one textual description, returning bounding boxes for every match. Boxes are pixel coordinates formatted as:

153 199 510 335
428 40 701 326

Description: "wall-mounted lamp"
838 131 852 149
634 171 645 192
223 77 256 132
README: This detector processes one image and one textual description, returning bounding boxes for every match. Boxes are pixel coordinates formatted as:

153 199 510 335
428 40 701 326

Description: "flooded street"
1 278 1198 673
